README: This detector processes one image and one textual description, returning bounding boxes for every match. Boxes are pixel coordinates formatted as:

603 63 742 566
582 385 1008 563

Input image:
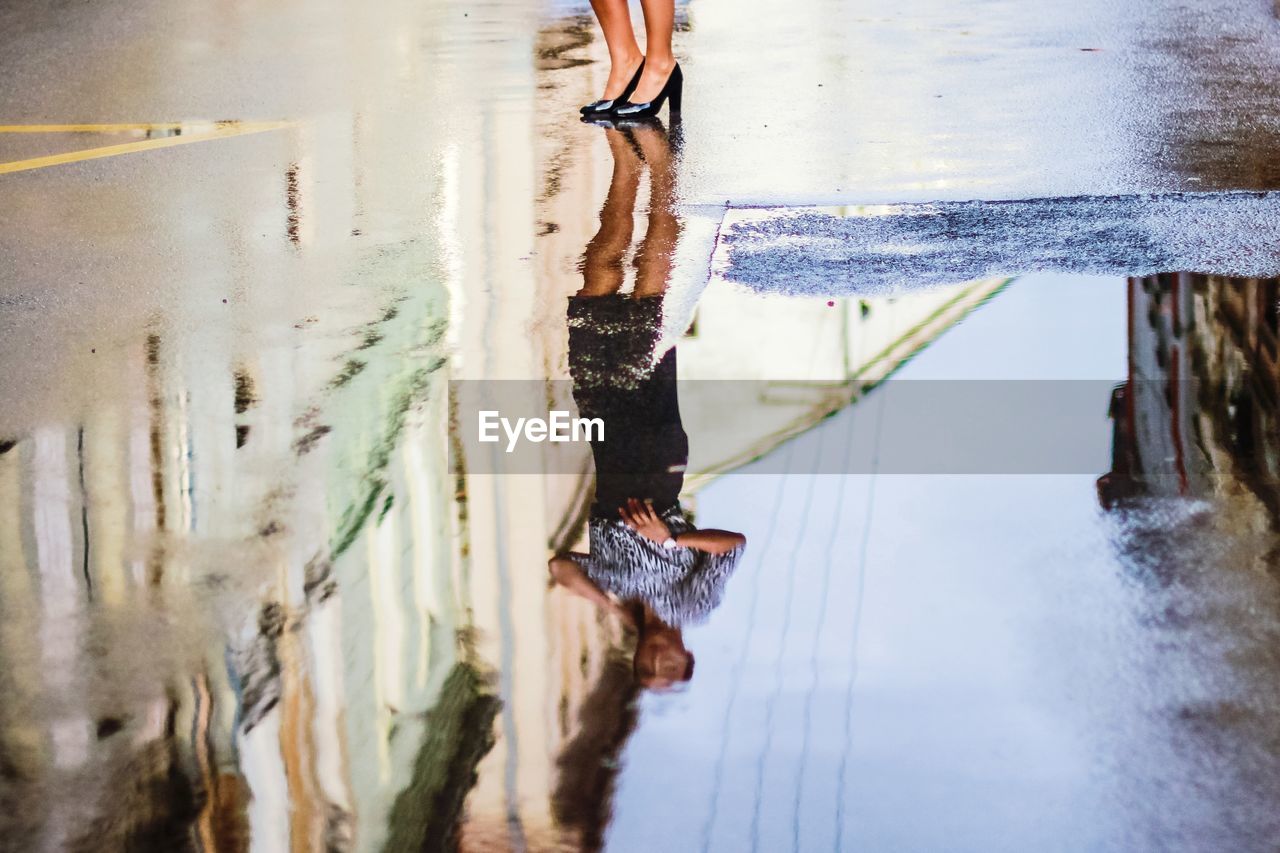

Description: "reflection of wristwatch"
661 537 678 550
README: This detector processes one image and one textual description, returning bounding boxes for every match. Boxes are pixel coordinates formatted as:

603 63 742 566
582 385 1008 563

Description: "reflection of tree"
381 663 501 853
551 653 641 853
69 736 203 853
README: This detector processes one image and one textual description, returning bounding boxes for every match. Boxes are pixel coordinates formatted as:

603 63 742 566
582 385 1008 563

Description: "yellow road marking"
2 123 196 133
0 121 291 175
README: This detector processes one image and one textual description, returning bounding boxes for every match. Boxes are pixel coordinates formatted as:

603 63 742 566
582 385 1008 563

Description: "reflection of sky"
900 274 1127 380
602 276 1187 851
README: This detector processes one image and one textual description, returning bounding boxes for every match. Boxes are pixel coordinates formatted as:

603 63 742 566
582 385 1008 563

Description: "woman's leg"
631 0 676 102
590 0 645 99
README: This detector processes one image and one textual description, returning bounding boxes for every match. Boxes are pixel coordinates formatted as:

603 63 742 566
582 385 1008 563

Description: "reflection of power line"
77 427 93 602
834 393 885 853
699 445 795 853
792 410 859 851
749 428 824 853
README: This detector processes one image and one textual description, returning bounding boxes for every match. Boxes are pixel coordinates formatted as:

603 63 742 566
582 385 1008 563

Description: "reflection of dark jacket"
567 295 688 519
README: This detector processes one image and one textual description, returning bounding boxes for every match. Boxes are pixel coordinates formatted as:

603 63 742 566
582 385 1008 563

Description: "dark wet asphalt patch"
719 192 1280 295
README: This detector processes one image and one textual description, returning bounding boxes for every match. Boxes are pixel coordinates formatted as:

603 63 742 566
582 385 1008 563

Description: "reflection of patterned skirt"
567 295 688 518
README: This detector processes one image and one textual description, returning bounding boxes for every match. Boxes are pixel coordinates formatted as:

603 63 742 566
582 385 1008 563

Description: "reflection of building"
0 11 495 852
0 227 473 853
1101 274 1280 520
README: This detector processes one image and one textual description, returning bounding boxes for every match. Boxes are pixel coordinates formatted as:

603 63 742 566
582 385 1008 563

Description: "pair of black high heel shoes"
579 60 683 120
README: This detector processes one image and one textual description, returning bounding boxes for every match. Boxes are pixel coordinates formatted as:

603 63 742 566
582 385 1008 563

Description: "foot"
602 53 645 100
629 56 677 104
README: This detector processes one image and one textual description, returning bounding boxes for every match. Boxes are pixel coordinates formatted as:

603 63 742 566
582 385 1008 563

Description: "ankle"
609 49 644 74
644 53 677 74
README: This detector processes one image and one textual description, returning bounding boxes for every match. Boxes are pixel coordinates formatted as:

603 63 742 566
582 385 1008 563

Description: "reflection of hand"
620 498 671 545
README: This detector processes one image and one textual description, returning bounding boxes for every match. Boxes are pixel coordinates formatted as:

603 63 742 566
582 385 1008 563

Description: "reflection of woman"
548 120 745 690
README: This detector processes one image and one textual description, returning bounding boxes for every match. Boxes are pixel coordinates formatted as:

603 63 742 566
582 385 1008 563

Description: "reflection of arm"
548 556 634 624
674 529 746 555
673 535 746 617
621 500 745 554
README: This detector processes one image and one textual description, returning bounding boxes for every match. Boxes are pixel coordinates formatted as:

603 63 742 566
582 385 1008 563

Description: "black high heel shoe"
612 63 682 120
580 60 645 116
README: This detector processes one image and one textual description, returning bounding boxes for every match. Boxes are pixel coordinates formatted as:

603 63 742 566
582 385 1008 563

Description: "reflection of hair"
552 650 641 852
632 621 695 686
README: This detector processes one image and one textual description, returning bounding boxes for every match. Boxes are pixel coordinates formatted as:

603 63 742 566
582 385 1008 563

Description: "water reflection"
1100 273 1280 513
550 119 746 692
6 13 1280 846
0 257 457 851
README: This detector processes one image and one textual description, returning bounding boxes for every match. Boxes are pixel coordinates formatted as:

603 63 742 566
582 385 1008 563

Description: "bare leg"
631 123 679 298
632 0 676 102
590 0 645 99
579 129 643 297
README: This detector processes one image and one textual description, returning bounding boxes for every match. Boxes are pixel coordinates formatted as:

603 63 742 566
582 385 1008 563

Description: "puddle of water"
6 2 1280 852
7 112 1280 850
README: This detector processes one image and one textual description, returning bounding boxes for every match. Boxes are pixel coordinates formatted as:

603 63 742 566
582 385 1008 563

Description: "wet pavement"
719 193 1280 295
5 0 1280 851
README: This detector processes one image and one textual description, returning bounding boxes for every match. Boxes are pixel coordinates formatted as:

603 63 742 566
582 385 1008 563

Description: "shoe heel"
669 76 683 113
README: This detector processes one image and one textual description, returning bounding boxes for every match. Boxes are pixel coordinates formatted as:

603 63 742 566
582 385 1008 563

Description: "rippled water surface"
5 0 1280 850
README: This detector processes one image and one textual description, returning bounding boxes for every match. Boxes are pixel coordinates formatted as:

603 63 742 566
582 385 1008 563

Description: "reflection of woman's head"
632 620 694 690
